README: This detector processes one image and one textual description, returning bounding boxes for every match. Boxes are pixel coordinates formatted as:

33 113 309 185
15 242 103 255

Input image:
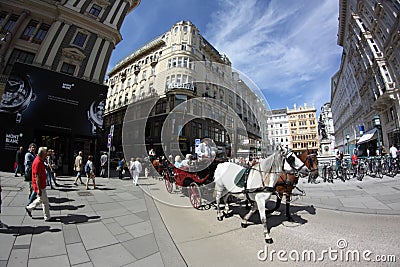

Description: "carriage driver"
195 138 213 161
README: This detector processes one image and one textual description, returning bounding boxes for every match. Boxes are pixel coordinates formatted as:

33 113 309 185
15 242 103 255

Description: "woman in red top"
25 147 51 221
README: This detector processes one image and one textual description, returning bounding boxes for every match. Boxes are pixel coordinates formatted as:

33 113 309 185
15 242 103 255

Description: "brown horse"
267 149 318 222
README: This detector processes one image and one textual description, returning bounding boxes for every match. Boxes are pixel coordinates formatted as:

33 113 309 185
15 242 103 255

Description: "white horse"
214 147 309 244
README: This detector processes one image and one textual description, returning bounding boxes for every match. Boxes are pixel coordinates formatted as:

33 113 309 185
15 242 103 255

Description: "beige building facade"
287 103 319 154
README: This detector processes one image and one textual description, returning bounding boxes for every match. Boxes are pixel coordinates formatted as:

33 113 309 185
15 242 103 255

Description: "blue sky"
108 0 343 112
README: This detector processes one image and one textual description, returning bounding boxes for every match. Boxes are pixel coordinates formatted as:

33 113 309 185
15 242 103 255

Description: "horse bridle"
282 150 307 175
306 153 318 172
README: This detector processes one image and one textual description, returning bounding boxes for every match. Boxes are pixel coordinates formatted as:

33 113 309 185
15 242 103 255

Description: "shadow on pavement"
48 197 75 203
50 204 85 211
55 214 101 224
0 225 61 236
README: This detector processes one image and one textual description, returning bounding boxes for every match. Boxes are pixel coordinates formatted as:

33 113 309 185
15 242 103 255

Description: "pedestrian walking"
117 157 125 179
45 149 55 189
25 147 51 221
14 146 24 177
129 157 135 179
85 155 97 190
100 152 108 178
49 149 59 186
25 143 37 205
74 151 85 185
130 157 142 186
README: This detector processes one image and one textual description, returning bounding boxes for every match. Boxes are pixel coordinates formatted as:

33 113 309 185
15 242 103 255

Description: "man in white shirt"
130 158 142 186
390 144 398 159
196 139 212 160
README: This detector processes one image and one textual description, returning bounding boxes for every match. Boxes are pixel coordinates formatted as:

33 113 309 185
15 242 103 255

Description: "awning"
357 128 377 144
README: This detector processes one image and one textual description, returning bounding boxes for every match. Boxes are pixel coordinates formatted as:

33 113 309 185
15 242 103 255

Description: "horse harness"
241 151 305 200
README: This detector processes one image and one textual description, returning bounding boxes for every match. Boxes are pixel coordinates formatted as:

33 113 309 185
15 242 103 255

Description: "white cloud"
205 0 342 110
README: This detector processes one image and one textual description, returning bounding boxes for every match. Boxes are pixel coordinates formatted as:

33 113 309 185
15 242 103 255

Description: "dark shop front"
0 63 107 174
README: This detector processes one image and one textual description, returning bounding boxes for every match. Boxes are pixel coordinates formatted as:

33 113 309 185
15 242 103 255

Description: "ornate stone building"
0 0 140 172
287 103 319 154
332 0 399 155
105 21 270 158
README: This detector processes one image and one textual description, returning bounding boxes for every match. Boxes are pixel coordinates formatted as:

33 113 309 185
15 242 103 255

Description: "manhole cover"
77 191 94 196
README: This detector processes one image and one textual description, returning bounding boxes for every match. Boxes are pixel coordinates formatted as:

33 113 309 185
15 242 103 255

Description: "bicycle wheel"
376 165 383 179
357 166 365 180
322 167 327 182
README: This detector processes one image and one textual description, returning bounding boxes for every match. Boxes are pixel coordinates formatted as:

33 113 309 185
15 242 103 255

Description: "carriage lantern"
346 133 350 155
373 114 382 155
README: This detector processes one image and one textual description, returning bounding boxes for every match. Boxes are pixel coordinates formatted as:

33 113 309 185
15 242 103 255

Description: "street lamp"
373 114 382 155
346 133 350 155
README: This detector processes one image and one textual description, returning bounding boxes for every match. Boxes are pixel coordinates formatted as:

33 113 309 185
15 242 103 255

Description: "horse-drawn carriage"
162 158 225 209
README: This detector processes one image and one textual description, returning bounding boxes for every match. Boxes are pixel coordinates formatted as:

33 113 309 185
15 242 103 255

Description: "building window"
60 62 76 75
32 23 50 44
72 32 88 48
4 49 35 75
142 70 147 80
89 4 102 17
2 14 19 34
20 20 38 41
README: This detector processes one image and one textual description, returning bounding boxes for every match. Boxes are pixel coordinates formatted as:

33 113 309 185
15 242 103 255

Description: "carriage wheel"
164 173 174 193
188 182 202 209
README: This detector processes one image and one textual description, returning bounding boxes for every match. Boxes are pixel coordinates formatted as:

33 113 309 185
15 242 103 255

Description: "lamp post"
373 114 382 155
346 133 350 155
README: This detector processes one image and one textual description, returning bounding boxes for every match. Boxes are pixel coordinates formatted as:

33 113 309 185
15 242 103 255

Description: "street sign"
107 133 112 148
195 138 200 147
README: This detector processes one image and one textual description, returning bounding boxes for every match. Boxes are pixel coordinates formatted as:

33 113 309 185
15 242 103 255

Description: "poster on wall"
0 63 107 171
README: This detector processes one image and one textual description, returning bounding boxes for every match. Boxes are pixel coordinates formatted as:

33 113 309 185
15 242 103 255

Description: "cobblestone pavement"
1 171 399 266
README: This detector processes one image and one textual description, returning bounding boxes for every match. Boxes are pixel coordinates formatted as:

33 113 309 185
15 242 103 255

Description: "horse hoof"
287 216 294 222
241 222 248 228
265 238 274 244
217 216 223 221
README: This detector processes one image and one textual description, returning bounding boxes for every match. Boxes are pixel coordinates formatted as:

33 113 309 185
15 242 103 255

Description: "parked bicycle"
321 161 334 183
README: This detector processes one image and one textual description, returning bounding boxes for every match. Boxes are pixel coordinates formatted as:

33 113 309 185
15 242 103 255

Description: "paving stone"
0 233 15 261
87 243 136 267
63 228 82 244
105 222 126 236
77 222 118 250
6 249 29 267
27 254 70 267
121 234 159 260
124 220 153 238
29 230 66 259
124 252 164 267
115 232 135 243
66 243 90 265
114 213 144 227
